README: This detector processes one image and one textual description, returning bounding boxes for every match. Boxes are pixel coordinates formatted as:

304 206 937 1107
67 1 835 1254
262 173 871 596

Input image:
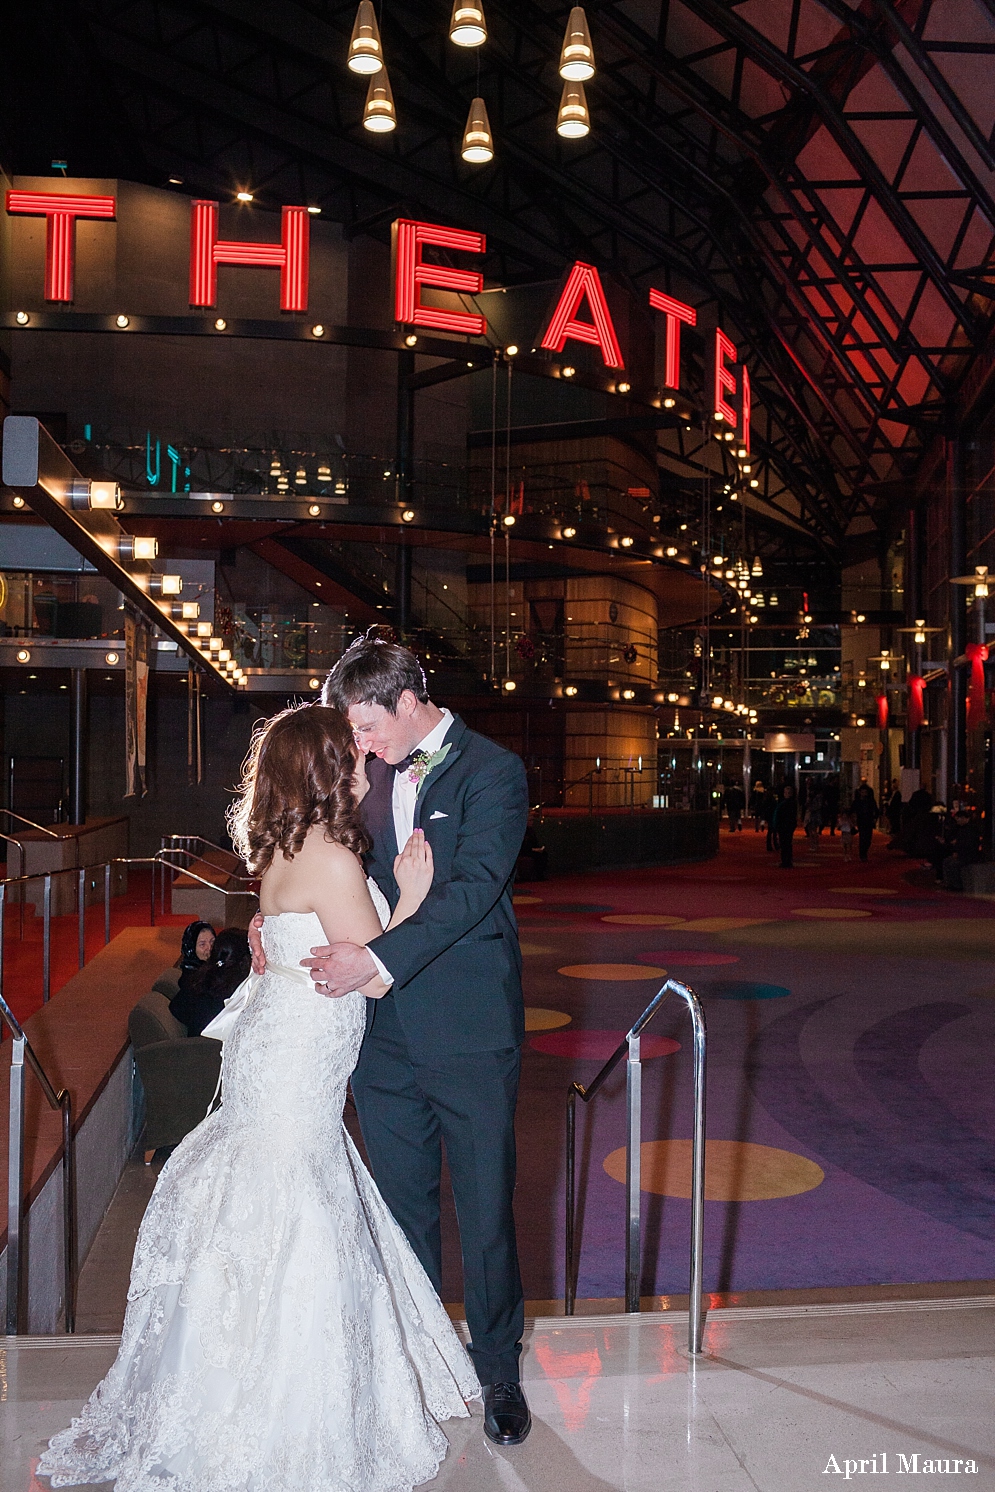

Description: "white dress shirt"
391 707 452 852
368 708 453 991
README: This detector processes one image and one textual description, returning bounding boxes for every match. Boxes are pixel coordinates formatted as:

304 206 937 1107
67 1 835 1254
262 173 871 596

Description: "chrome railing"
1 851 258 1334
564 978 707 1355
161 833 244 862
2 991 77 1334
157 837 257 917
0 809 60 839
0 855 258 1006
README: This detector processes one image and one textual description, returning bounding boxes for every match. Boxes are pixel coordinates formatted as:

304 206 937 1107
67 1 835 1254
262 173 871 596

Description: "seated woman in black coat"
169 928 251 1036
175 920 216 974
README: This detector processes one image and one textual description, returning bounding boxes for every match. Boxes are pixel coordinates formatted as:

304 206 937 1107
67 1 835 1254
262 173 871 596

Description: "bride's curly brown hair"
228 704 370 875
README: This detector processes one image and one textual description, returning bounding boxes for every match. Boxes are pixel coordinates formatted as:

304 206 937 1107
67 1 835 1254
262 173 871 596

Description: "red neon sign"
392 219 487 336
5 191 116 302
540 262 624 369
648 289 696 390
189 201 310 310
713 328 738 425
740 364 751 453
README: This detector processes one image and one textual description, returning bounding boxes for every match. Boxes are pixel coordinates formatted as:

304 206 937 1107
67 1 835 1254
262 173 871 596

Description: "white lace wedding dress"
38 882 478 1492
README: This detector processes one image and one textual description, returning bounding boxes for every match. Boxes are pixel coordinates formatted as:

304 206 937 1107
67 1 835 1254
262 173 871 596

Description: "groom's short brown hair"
323 625 430 714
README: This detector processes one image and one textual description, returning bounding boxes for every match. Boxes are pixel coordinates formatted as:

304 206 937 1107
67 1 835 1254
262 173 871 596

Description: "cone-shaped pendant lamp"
449 1 487 46
461 97 494 162
559 7 595 81
363 69 397 132
556 79 590 137
348 0 383 74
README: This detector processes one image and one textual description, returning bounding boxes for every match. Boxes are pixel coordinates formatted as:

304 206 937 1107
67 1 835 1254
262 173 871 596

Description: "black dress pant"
858 824 873 860
351 994 524 1387
780 827 794 867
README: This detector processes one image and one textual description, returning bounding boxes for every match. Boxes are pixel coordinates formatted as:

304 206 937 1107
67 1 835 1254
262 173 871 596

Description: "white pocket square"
429 811 448 820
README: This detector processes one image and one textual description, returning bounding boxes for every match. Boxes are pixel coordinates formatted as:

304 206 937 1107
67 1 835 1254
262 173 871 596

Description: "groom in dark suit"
304 629 531 1445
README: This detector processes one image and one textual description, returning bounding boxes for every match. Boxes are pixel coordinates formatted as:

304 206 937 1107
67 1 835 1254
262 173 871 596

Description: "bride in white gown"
38 704 479 1492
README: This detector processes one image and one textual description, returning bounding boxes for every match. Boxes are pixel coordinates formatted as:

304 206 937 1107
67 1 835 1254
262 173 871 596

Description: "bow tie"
393 752 419 774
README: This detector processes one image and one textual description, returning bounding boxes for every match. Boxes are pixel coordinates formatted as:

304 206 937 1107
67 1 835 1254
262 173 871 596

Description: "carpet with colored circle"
429 828 995 1308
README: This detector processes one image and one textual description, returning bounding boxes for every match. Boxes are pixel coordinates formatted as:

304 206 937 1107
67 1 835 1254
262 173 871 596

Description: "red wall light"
6 191 117 302
740 364 751 453
540 261 624 369
392 219 487 335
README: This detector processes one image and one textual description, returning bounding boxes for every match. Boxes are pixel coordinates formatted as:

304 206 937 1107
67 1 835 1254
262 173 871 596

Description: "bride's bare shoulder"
259 826 365 913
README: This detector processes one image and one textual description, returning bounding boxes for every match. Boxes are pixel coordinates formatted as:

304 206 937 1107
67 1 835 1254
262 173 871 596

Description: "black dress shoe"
483 1382 532 1445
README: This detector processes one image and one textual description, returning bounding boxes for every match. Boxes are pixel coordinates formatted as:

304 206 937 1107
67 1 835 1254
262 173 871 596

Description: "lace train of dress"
38 897 478 1492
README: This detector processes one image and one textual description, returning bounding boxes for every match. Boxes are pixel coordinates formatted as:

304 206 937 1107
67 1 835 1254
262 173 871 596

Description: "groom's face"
347 694 420 765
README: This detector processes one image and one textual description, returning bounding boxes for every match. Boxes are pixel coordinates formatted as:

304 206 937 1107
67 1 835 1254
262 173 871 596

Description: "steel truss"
9 0 995 558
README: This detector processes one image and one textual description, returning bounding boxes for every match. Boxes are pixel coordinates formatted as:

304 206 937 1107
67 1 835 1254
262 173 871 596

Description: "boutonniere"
407 741 452 793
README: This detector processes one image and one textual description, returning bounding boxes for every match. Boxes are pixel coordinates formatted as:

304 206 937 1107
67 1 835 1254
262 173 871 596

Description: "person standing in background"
886 782 903 841
749 780 768 833
723 781 746 832
854 783 879 862
773 785 798 868
823 774 840 836
838 808 855 860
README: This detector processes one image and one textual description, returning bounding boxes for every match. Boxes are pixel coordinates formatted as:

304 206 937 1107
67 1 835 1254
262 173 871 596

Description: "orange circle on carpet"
531 1029 679 1060
513 895 543 905
679 916 774 932
791 907 872 919
558 963 668 981
638 950 739 967
520 942 555 956
524 1007 572 1031
601 914 685 927
829 887 896 896
603 1140 825 1200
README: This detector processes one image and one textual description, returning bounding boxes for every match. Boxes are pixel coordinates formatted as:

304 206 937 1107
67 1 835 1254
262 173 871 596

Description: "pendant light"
559 7 595 81
461 97 494 162
556 79 590 137
363 69 397 132
449 1 487 46
348 1 383 74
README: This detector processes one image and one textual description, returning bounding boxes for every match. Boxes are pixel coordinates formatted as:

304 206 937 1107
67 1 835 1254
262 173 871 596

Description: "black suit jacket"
361 714 528 1060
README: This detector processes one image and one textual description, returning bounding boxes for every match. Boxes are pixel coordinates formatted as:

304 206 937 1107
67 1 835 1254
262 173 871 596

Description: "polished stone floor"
4 1297 993 1491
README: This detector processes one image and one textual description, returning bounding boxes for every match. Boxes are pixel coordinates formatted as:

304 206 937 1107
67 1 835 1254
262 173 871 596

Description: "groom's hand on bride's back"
301 941 378 998
247 912 267 975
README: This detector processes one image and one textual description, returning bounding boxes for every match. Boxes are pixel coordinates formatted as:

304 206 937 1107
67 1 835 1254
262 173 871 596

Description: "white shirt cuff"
367 947 394 989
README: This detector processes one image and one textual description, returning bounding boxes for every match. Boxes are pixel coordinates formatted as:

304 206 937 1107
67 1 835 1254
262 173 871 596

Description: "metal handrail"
0 850 259 1334
2 991 76 1334
0 855 258 1005
564 978 707 1355
0 809 60 840
157 846 257 887
161 833 244 861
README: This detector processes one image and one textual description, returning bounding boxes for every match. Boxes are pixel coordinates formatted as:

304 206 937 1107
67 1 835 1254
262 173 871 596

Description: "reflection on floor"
5 1299 993 1491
